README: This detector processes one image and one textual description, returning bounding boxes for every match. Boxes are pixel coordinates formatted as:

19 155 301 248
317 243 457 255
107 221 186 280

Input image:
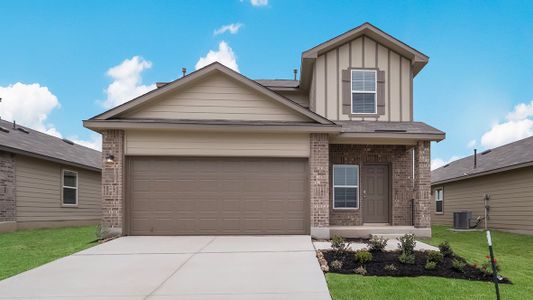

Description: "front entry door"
362 164 390 223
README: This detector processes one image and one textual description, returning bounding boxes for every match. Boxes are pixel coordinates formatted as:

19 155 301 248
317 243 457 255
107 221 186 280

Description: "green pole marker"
486 230 500 300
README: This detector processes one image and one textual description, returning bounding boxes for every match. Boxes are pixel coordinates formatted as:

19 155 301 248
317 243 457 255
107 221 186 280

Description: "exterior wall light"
105 154 115 163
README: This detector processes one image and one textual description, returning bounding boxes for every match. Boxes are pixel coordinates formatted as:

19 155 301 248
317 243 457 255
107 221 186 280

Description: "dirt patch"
321 250 511 283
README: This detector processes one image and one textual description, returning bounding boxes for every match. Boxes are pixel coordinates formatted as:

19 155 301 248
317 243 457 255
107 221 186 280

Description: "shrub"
354 266 367 275
452 259 466 272
355 250 373 264
398 234 416 255
331 235 350 252
480 255 501 275
439 241 454 257
398 252 416 264
425 260 437 270
368 236 388 252
426 250 444 263
330 260 343 271
384 264 397 272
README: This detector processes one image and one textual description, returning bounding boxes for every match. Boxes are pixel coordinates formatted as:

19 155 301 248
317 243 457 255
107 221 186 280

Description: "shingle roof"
336 121 444 135
432 135 533 184
0 119 101 171
255 79 299 88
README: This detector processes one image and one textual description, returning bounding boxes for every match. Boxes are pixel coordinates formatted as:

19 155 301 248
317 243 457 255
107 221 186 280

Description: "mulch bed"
321 250 511 283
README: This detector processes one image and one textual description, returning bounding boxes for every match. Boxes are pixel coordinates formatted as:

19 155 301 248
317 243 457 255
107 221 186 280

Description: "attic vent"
481 149 492 155
62 138 74 145
443 163 450 168
17 127 29 134
374 129 407 133
0 126 9 133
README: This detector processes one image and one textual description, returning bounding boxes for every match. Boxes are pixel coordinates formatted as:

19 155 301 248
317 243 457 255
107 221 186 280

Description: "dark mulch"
322 250 511 284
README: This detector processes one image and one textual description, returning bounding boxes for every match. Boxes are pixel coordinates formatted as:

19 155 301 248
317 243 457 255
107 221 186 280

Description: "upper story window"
62 170 78 206
351 69 377 114
434 188 443 214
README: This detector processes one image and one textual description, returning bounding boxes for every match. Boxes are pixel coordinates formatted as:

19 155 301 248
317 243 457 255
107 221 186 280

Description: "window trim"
61 169 79 207
332 164 360 210
434 187 443 214
350 69 377 115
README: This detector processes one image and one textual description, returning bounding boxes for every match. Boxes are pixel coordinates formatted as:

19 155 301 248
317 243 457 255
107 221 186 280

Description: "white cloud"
214 23 243 36
466 139 477 149
480 100 533 148
0 82 61 136
101 56 156 109
431 156 460 170
250 0 268 6
195 41 239 72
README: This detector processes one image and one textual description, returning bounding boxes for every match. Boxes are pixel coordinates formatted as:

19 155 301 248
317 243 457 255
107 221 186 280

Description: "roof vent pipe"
473 148 477 169
12 120 16 129
182 67 187 77
293 69 298 81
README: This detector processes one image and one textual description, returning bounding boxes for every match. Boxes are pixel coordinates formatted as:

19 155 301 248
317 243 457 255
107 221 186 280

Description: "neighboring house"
84 22 444 238
0 119 101 232
432 136 533 235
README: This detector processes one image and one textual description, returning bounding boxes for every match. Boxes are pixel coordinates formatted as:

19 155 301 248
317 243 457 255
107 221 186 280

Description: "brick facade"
0 151 16 222
309 133 330 237
329 144 416 226
413 141 431 228
101 130 125 236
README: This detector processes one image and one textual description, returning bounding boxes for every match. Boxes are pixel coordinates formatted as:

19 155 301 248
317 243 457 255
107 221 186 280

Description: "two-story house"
84 23 444 238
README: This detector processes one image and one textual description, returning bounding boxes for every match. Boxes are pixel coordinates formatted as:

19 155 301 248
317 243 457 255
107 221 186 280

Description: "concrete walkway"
0 236 331 300
313 238 439 252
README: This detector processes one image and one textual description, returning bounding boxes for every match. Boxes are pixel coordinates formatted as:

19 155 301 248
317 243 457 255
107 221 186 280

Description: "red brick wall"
329 144 415 226
310 133 330 229
0 151 16 222
101 130 124 235
414 141 431 228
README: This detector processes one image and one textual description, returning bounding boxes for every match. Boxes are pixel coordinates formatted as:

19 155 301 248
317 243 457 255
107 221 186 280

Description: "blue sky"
0 0 532 168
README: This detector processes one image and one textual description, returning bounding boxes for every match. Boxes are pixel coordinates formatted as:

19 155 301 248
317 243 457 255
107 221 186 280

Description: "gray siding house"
84 23 444 238
0 120 101 232
431 136 533 235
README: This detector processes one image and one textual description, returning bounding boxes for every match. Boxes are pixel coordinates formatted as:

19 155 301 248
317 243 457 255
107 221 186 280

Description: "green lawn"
0 226 97 280
326 226 533 300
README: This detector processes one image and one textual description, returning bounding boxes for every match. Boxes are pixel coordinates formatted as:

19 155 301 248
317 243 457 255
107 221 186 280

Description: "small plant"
354 266 367 275
424 260 437 270
452 259 466 272
330 260 343 271
480 255 500 275
425 250 444 263
355 250 373 264
438 241 454 257
368 236 388 252
331 235 350 252
384 264 397 272
398 252 416 264
398 234 416 255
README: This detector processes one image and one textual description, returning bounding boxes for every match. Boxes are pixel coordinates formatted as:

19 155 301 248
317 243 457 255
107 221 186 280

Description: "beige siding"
123 73 310 122
313 35 412 121
15 155 101 224
125 130 311 157
432 166 533 235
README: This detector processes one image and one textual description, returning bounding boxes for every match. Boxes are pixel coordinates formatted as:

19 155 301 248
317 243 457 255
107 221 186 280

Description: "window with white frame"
62 170 78 205
333 165 359 209
435 188 443 213
351 69 377 114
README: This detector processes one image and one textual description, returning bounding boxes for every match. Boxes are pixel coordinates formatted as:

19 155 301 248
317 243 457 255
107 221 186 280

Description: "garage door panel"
127 157 308 235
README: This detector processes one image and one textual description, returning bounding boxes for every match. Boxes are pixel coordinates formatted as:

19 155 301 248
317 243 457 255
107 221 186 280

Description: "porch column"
310 133 330 238
101 129 125 237
0 151 17 233
414 140 431 228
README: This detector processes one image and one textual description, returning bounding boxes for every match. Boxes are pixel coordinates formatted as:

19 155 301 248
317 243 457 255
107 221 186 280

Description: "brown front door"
362 164 390 223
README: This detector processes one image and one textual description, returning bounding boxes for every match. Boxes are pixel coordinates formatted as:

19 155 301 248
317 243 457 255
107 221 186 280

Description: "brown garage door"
126 157 309 235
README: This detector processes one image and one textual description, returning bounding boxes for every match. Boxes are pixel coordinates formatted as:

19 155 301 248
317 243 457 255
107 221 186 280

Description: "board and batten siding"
123 72 310 122
432 166 533 235
125 130 311 157
15 155 101 227
313 35 412 121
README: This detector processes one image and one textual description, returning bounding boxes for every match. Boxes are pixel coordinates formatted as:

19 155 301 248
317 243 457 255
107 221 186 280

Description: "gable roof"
0 119 101 171
299 22 429 90
432 135 533 185
91 62 333 125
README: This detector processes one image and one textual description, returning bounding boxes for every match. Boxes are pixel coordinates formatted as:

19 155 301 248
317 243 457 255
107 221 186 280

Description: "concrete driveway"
0 236 330 299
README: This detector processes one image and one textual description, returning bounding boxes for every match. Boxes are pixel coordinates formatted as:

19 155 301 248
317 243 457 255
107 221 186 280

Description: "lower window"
62 170 78 205
333 165 359 209
435 188 443 213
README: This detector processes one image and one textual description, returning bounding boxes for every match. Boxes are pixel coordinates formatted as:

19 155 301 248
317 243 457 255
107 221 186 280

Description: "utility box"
453 211 472 229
